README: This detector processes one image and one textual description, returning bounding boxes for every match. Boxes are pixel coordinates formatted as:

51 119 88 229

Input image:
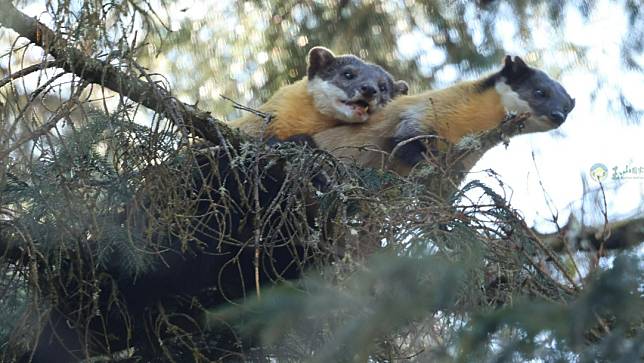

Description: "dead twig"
0 60 61 88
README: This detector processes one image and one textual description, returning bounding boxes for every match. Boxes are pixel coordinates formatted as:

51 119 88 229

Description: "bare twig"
0 60 60 88
387 134 441 164
0 100 76 160
220 94 271 120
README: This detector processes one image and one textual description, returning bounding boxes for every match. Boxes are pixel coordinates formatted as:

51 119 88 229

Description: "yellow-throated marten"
228 46 409 140
310 56 575 176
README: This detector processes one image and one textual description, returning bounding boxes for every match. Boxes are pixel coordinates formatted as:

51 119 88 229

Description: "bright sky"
475 0 643 231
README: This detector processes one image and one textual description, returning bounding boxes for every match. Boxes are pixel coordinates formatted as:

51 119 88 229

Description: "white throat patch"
495 79 554 133
307 77 363 123
495 80 531 114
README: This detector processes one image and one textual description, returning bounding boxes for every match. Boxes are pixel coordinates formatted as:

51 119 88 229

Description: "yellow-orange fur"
312 78 526 176
228 78 343 140
389 80 506 143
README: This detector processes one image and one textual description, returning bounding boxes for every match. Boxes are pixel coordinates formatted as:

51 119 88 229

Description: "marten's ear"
394 80 409 96
501 55 532 81
308 47 336 79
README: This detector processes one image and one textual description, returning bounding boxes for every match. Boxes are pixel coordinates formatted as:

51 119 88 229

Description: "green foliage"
206 215 643 362
0 274 28 351
0 110 178 274
210 252 482 362
460 254 644 363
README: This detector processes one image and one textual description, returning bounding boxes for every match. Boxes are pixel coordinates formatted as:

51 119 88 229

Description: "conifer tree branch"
536 215 644 252
0 0 237 145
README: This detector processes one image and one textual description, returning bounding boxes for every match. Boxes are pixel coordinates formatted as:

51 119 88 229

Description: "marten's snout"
360 84 377 99
550 111 566 124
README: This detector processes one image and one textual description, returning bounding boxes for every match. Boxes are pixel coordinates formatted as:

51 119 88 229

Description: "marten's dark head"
492 55 575 133
306 46 409 123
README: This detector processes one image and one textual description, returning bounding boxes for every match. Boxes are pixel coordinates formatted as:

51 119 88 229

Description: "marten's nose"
360 85 377 99
550 111 566 124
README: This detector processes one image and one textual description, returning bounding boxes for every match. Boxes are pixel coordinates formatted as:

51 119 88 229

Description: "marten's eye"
379 84 387 92
343 71 355 80
534 89 547 98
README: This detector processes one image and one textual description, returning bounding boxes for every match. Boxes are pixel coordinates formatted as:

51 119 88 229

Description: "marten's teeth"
365 105 369 112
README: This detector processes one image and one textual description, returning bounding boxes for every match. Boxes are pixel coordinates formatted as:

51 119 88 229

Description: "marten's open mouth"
342 99 372 114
